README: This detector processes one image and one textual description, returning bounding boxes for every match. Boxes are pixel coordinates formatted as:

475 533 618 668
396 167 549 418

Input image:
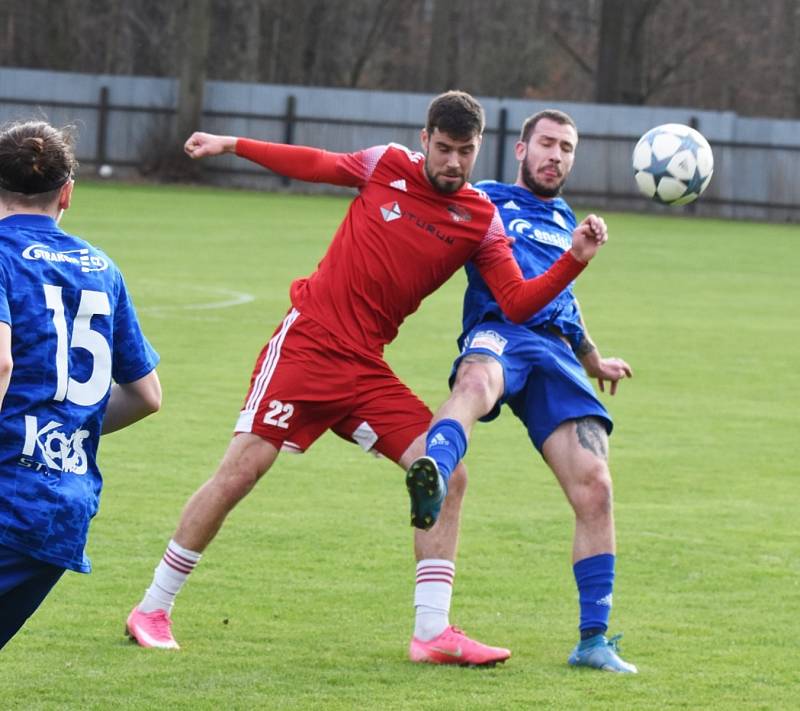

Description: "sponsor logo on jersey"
389 178 407 192
468 329 508 355
507 219 570 250
446 204 472 223
553 209 567 230
22 244 109 272
503 200 521 210
21 415 89 474
380 201 402 222
531 228 571 250
508 218 533 235
403 210 455 245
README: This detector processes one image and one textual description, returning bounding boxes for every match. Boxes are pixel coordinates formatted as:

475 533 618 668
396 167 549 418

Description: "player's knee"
213 466 261 505
452 370 498 416
573 461 613 518
587 469 613 516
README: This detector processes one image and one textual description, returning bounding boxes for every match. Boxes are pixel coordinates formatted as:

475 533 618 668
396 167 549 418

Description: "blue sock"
425 418 468 485
573 553 615 639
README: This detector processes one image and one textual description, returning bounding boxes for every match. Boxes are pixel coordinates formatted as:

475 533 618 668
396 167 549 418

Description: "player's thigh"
542 417 611 497
509 333 611 453
331 363 432 465
236 310 357 453
451 353 505 410
454 322 542 422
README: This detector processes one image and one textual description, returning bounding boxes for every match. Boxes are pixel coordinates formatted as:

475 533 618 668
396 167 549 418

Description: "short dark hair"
426 90 485 140
519 109 577 145
0 120 77 208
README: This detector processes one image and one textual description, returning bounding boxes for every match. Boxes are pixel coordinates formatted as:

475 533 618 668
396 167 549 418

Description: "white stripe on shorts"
238 308 300 428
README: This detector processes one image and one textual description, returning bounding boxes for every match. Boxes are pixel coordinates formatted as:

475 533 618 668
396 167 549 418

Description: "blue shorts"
452 321 612 452
0 544 66 649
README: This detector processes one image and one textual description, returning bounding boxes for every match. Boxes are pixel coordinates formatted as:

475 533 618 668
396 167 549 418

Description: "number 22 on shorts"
263 400 294 429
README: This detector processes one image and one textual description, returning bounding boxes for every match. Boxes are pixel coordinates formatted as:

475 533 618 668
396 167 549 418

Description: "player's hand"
584 356 633 395
569 214 608 263
184 132 237 159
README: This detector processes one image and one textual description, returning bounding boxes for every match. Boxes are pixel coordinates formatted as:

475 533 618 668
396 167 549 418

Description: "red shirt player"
126 92 608 666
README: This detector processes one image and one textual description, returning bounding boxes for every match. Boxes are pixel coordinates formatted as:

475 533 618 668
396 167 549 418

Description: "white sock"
139 539 202 614
414 559 455 641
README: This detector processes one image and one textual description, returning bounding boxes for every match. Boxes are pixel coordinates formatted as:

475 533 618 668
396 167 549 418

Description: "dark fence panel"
1 67 798 222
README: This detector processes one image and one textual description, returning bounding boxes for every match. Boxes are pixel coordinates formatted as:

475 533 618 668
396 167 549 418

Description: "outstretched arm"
102 370 162 435
184 132 363 187
476 214 608 324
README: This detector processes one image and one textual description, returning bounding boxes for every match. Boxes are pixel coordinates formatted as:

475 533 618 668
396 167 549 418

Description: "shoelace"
606 633 624 652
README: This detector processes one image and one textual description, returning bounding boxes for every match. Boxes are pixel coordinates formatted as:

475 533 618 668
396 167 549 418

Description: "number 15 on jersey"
43 283 112 408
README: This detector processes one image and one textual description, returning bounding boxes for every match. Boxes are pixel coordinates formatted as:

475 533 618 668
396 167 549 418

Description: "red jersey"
236 140 585 356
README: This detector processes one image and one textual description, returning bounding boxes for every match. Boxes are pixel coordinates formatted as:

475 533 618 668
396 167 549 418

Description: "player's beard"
424 159 466 194
521 158 565 198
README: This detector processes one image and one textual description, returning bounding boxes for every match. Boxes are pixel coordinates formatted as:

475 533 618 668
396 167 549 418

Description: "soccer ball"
632 124 713 205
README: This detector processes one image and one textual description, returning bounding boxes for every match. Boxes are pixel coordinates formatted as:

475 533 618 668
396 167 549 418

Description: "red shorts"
234 309 432 463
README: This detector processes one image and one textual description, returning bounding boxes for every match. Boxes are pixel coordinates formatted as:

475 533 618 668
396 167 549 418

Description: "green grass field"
2 182 798 710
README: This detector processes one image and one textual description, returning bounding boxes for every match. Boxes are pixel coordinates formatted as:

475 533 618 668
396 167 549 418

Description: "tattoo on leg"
575 418 608 460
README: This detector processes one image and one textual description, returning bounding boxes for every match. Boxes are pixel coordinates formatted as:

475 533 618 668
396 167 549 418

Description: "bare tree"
2 0 799 119
467 0 548 98
241 0 265 83
136 0 212 179
782 0 800 117
425 0 462 91
595 0 659 104
347 0 408 88
176 0 211 144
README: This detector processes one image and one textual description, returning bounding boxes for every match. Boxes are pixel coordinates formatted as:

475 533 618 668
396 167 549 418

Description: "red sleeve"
235 138 365 187
475 240 587 324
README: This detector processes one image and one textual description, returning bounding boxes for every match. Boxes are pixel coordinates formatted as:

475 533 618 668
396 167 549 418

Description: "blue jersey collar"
0 213 61 230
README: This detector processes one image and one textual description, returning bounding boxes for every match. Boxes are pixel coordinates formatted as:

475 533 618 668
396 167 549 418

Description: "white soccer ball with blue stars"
632 124 714 205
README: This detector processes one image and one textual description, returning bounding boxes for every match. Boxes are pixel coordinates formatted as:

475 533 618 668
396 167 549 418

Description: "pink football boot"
126 606 180 650
409 625 510 667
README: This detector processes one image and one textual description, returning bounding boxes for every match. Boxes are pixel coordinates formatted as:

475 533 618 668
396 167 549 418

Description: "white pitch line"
140 287 255 314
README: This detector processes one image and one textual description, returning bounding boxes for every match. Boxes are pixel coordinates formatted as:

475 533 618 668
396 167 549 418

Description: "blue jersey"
462 182 585 351
0 214 158 572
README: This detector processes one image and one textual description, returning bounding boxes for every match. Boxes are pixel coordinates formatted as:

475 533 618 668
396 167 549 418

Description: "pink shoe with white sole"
409 625 510 667
126 606 180 650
